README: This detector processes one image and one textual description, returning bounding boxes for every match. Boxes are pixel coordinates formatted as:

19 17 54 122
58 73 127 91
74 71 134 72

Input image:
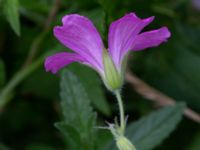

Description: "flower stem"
115 90 125 134
0 57 43 110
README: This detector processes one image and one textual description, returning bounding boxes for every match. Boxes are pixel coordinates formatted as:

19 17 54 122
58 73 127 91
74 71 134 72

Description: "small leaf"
3 0 20 36
105 103 185 150
56 70 97 150
126 103 185 150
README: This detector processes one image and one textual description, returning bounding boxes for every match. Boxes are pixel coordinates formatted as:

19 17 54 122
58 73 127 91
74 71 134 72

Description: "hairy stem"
115 90 125 134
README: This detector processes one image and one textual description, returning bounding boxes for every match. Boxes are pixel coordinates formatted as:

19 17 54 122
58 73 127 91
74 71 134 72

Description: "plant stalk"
115 90 125 134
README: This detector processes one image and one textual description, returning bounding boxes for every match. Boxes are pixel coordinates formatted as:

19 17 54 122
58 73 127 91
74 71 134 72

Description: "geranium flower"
44 13 170 90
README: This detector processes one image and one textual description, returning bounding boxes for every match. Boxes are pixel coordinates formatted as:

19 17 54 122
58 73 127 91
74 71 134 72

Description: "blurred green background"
0 0 200 149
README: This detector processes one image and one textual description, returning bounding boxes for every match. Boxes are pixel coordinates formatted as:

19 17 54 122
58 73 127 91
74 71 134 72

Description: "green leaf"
68 63 111 116
3 0 20 36
55 70 97 150
45 46 111 115
105 103 185 150
0 59 5 88
126 103 185 150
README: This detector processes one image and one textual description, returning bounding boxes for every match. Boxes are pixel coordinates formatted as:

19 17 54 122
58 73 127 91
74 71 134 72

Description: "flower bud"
116 136 136 150
103 49 123 91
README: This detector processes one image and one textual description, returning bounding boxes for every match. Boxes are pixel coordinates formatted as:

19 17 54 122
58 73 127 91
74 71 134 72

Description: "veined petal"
108 13 154 69
132 27 171 51
44 52 85 74
53 14 104 73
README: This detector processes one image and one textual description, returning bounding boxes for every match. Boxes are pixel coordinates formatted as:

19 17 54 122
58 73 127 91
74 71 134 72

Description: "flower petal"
53 14 104 73
44 52 85 74
108 13 154 68
132 27 171 51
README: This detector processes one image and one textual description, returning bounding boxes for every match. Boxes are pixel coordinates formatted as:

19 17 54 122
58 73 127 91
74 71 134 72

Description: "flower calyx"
102 49 123 91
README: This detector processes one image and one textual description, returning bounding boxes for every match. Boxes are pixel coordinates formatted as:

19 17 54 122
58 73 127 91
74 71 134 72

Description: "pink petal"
108 13 154 68
132 27 171 51
44 52 85 74
53 14 104 73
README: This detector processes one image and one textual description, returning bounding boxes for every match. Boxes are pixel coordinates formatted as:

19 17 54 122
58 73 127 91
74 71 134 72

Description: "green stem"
115 90 125 134
0 57 43 110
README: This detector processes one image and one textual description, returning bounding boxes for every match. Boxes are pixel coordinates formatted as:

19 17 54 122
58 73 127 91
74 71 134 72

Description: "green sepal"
102 49 123 91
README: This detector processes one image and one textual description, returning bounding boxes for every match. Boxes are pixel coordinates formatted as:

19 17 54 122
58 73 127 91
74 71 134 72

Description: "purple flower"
45 13 170 90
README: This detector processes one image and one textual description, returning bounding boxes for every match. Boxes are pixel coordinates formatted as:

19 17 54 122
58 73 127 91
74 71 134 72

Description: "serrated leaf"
56 70 97 150
68 63 111 116
46 45 111 115
3 0 20 36
105 103 185 150
126 103 185 150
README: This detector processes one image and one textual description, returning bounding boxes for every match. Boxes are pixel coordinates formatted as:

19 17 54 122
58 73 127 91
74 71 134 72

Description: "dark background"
0 0 200 149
